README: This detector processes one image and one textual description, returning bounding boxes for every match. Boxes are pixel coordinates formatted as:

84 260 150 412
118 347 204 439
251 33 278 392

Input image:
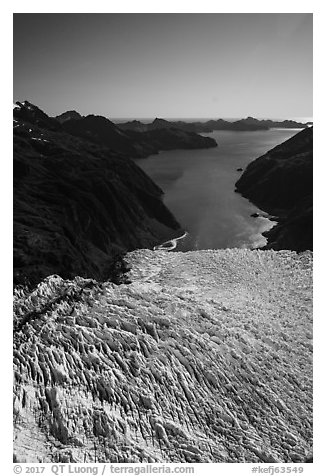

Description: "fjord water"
137 129 302 251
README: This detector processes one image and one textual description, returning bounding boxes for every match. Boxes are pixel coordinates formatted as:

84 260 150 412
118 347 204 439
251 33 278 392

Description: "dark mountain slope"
13 103 181 286
235 127 313 251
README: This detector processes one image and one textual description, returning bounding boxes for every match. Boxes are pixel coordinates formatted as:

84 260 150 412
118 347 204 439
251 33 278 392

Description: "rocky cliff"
13 248 313 463
235 127 313 251
14 102 181 286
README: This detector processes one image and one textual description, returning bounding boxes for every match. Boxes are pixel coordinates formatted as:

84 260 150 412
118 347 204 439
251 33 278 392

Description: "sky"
13 13 313 119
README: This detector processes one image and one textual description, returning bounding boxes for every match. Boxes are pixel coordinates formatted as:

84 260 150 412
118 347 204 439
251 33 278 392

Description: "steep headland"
13 248 313 463
13 102 182 286
235 127 313 251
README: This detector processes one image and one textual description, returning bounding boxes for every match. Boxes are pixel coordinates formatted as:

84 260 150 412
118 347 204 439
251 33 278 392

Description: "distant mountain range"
115 116 310 134
235 127 313 251
55 110 309 135
53 107 217 157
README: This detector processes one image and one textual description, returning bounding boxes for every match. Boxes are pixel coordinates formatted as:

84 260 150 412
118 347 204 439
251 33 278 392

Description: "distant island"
116 116 310 134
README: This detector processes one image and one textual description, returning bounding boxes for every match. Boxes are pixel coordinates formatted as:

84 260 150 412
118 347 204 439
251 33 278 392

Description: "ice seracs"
13 248 313 463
